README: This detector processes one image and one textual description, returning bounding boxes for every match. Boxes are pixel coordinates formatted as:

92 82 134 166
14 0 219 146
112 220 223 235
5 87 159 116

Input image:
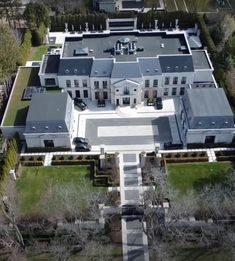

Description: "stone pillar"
99 145 105 169
85 22 89 32
9 169 16 180
133 17 137 30
155 20 158 30
140 151 146 168
115 152 119 167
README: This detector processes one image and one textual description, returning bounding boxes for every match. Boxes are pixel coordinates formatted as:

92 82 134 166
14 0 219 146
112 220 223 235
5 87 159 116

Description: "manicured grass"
3 67 41 126
16 166 104 217
168 162 233 194
30 46 48 61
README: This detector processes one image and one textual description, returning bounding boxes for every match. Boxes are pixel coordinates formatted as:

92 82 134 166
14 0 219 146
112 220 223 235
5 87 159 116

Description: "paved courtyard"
85 117 172 146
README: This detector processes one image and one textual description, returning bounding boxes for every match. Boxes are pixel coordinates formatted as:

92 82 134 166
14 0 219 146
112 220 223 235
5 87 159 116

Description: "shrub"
20 30 32 65
20 161 43 166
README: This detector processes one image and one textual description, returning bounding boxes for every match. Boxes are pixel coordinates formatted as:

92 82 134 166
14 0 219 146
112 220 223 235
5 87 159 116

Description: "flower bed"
162 151 208 163
215 150 235 162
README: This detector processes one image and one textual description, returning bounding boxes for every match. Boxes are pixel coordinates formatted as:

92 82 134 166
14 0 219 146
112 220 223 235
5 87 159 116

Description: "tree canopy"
0 25 21 82
23 3 50 29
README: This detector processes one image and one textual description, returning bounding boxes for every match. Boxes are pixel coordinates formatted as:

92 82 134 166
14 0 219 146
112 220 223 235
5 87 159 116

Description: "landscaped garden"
167 161 233 194
16 166 106 218
30 45 48 61
3 67 41 126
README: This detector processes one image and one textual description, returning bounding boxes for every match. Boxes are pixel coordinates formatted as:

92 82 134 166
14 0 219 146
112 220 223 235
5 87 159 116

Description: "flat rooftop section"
192 50 211 70
3 67 41 127
62 31 189 61
187 88 234 117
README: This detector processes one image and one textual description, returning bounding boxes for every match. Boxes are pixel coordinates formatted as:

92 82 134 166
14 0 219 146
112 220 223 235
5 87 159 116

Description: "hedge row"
32 23 46 46
21 161 44 166
20 30 32 65
196 14 217 57
50 11 196 32
165 157 208 163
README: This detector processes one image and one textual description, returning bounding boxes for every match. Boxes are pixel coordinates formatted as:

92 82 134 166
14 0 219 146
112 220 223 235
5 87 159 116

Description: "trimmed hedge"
197 14 217 57
165 157 208 163
20 30 32 65
21 161 44 166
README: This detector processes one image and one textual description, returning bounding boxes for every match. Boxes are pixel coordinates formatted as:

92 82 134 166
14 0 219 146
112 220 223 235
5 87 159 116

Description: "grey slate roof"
159 55 194 73
90 59 114 77
25 93 72 133
111 62 141 78
43 55 60 74
139 58 162 76
187 88 233 118
58 58 93 75
192 50 211 70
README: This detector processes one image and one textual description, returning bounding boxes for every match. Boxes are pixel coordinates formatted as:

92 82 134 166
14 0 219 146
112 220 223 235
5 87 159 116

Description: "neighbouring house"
24 92 74 149
180 88 235 144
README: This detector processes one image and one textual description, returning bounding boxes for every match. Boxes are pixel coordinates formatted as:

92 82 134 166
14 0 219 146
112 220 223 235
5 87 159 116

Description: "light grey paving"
128 248 145 261
123 154 137 163
127 233 143 246
85 117 172 146
126 218 142 230
125 177 138 187
123 165 138 175
125 190 139 201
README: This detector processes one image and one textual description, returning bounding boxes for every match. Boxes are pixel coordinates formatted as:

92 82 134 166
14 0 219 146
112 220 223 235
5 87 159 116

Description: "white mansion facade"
38 28 216 107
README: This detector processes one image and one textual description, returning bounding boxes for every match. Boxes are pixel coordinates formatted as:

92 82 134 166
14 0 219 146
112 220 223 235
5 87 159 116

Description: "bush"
32 23 46 46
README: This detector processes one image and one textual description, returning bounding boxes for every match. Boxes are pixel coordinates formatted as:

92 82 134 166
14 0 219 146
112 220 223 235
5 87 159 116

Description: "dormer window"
211 122 215 125
58 125 62 129
198 122 202 125
32 126 36 130
45 126 49 129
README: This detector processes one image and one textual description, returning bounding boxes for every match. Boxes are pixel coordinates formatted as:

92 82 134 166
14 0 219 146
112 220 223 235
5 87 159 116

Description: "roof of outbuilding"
90 59 114 77
159 55 194 73
25 93 71 133
111 62 141 78
186 88 234 118
139 58 162 76
58 58 93 75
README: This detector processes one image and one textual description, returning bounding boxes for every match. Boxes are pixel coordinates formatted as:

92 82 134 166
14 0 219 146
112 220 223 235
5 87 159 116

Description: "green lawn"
30 45 48 61
168 162 233 194
3 67 41 126
16 166 105 217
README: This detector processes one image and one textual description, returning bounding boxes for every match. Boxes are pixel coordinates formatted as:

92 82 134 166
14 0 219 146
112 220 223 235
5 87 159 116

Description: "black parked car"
73 137 89 145
75 142 91 152
74 98 87 111
156 97 163 110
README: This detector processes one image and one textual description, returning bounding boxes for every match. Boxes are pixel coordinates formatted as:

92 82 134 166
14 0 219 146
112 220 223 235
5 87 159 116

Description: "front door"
123 97 130 105
205 136 215 144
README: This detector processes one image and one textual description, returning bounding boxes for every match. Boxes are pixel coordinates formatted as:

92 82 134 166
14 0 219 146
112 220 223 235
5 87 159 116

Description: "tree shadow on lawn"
193 170 231 192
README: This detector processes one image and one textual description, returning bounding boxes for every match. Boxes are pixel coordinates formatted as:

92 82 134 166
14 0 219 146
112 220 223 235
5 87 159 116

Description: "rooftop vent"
58 125 62 129
146 69 150 73
95 70 98 74
45 126 49 129
31 126 36 130
154 68 158 72
65 69 69 74
183 66 187 70
211 121 215 125
74 69 78 74
167 66 170 71
225 121 229 124
175 66 179 70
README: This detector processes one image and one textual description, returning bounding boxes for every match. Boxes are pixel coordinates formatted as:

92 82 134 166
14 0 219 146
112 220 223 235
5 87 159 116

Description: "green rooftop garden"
3 67 41 126
168 162 233 194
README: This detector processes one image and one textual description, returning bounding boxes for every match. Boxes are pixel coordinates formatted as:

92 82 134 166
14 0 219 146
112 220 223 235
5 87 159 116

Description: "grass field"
168 162 233 194
30 46 48 61
3 67 40 126
16 166 105 217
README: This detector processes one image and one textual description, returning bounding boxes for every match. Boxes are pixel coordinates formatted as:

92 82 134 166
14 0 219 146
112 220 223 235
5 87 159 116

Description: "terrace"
62 31 190 62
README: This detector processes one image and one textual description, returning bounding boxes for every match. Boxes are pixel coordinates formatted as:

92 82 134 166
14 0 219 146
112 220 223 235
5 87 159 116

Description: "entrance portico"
111 79 142 106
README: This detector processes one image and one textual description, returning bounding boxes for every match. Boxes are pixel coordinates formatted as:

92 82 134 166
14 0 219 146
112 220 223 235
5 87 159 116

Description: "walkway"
119 153 149 261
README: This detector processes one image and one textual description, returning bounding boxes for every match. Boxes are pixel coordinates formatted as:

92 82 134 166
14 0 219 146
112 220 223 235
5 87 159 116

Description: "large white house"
39 29 216 107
